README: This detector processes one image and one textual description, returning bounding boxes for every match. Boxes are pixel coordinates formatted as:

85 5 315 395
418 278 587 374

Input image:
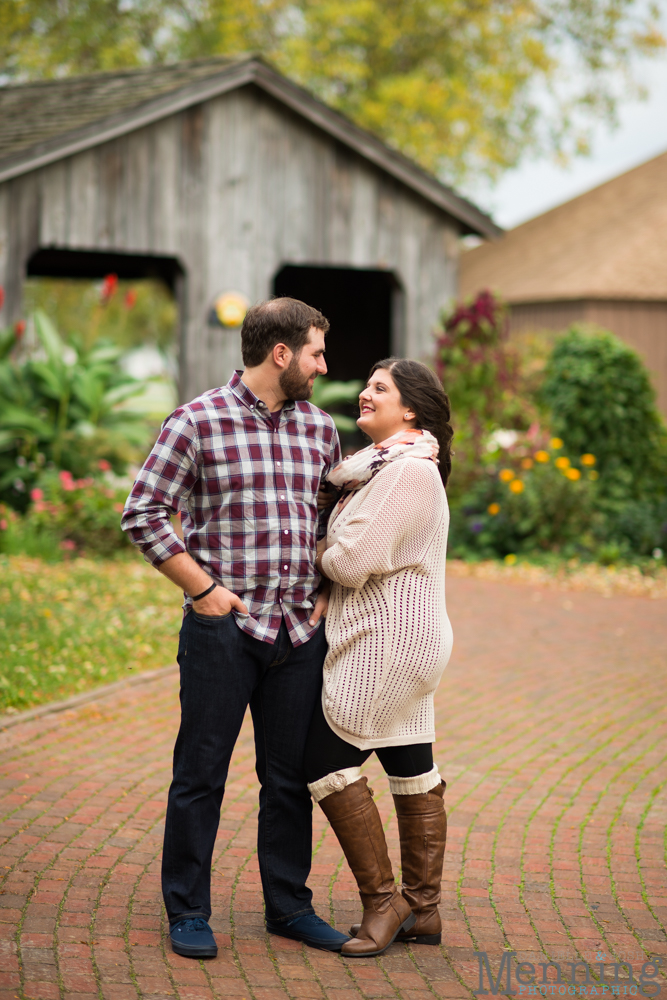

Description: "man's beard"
279 355 313 401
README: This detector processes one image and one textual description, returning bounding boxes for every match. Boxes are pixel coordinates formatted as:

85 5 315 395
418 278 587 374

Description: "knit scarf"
327 429 439 501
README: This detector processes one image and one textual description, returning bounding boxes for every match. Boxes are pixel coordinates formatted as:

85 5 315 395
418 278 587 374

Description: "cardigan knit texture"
320 456 452 750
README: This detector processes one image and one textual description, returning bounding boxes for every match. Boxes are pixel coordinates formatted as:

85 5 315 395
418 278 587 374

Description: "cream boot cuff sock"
307 766 362 803
388 765 441 796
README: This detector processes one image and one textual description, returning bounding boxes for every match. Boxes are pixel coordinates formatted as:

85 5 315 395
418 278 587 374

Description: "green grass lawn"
0 554 183 714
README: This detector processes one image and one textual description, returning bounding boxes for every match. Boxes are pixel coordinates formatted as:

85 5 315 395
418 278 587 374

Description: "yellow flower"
550 437 564 449
589 470 599 480
565 467 581 480
499 468 515 482
534 450 549 463
509 479 524 493
504 553 517 565
488 503 500 515
581 453 596 466
521 457 534 469
555 456 570 470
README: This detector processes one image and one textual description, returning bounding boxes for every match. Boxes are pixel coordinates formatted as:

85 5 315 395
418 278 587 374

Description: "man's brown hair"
241 297 330 368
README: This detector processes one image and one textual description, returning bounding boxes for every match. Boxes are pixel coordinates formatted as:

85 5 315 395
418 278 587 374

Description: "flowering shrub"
449 437 602 558
0 307 150 510
18 468 130 558
437 298 667 562
435 290 540 501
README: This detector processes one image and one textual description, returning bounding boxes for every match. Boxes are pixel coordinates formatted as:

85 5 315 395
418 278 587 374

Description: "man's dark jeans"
162 609 326 925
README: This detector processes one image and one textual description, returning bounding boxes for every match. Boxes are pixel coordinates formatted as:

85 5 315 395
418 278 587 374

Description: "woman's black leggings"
304 699 433 784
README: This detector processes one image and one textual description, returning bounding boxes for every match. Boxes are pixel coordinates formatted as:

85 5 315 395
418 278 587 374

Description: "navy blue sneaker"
266 913 349 952
169 917 218 958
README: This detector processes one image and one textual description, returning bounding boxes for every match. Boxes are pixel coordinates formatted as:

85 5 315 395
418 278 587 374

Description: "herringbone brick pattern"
0 577 665 999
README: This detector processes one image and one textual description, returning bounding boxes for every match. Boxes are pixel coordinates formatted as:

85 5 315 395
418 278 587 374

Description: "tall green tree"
0 0 663 183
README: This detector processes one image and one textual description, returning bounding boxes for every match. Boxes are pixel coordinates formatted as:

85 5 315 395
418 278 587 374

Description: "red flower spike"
14 320 26 338
100 273 119 303
124 289 137 309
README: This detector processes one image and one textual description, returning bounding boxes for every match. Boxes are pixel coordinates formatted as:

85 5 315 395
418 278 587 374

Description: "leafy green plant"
310 377 363 435
540 325 667 501
0 310 151 509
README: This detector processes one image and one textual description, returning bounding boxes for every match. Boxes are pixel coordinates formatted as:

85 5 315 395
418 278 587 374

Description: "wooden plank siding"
509 299 667 417
0 84 459 400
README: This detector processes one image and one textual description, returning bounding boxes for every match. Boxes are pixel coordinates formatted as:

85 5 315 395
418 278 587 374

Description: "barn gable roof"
461 149 667 302
0 55 500 239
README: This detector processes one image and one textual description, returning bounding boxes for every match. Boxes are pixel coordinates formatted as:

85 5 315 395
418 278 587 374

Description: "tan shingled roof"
461 150 667 302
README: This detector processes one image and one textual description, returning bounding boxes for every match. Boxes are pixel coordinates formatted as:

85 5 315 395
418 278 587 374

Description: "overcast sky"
469 50 667 231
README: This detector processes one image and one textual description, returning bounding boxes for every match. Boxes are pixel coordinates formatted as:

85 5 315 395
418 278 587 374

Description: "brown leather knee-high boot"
394 780 447 944
318 777 415 957
349 780 447 945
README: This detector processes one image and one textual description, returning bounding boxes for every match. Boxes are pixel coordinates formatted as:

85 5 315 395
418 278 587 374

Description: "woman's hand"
317 484 334 510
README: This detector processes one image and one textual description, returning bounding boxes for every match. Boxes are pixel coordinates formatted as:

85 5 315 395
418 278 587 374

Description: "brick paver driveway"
1 577 666 1000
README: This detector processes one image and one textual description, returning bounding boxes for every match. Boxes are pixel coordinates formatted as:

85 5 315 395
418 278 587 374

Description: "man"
121 298 348 958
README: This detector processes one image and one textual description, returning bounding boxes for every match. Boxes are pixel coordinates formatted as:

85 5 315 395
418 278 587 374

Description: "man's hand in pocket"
196 585 248 617
309 580 330 626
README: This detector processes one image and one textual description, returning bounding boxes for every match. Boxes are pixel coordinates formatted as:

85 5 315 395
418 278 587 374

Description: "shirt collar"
229 370 296 415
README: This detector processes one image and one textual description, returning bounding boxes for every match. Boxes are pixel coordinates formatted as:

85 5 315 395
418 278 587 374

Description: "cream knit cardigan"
320 456 452 750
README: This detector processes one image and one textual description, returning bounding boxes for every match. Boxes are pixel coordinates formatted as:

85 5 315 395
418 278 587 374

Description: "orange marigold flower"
534 450 549 463
521 457 533 469
550 437 564 449
581 453 596 466
499 468 515 482
555 456 570 470
504 553 517 565
565 468 581 480
488 503 500 515
509 479 524 493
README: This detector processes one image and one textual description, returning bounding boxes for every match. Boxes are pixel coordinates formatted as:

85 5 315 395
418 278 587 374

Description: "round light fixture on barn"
208 291 249 328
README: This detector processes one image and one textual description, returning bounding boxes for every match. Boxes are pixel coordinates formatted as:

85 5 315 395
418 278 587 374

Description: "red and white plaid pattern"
122 371 341 645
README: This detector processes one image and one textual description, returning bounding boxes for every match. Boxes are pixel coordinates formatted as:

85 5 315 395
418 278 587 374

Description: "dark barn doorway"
27 247 184 292
273 265 400 382
26 247 185 400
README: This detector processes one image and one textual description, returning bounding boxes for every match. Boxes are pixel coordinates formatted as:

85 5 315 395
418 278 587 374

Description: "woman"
305 357 453 958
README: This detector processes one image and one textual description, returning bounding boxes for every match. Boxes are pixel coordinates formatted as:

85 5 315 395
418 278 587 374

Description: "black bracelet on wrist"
191 581 217 602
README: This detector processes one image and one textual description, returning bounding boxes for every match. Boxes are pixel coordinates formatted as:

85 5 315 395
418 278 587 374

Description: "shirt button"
283 565 288 570
280 494 285 500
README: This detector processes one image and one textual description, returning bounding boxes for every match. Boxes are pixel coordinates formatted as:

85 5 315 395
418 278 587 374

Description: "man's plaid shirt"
121 371 341 646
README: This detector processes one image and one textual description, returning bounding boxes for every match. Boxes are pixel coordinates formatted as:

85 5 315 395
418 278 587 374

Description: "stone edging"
0 663 178 731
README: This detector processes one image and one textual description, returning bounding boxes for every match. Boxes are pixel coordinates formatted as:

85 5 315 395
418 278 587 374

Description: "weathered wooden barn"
0 56 499 400
461 151 667 416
